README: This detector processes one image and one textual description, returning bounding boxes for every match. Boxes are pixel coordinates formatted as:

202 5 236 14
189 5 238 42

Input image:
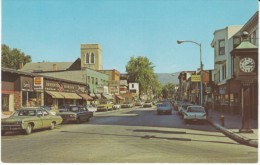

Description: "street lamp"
177 40 203 105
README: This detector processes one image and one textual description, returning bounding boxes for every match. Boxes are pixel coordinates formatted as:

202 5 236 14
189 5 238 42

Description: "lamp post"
177 40 203 105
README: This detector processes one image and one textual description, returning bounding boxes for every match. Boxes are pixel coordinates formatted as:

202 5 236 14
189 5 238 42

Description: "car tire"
25 124 32 135
50 122 55 130
77 117 81 124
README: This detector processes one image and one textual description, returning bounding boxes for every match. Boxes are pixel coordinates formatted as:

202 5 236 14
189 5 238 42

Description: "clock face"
239 57 255 73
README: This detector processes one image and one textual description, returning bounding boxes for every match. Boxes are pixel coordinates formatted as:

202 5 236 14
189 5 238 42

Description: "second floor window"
219 40 225 55
222 63 226 80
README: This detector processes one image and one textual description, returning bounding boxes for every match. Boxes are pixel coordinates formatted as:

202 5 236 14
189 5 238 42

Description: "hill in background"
156 72 180 85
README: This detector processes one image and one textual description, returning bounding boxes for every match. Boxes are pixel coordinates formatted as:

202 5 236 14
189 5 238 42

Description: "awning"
115 95 124 100
102 94 114 100
46 91 64 99
60 92 82 99
78 93 93 100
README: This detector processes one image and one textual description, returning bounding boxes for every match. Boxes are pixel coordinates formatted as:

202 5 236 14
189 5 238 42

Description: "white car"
183 105 206 123
179 103 193 116
113 104 121 110
143 101 152 108
86 104 97 112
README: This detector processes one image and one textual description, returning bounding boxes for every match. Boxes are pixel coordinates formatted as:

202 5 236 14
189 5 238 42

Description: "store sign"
191 75 201 82
21 77 33 91
34 77 44 90
45 80 86 93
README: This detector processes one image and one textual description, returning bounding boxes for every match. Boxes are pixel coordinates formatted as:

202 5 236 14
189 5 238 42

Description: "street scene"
1 0 259 163
1 107 258 163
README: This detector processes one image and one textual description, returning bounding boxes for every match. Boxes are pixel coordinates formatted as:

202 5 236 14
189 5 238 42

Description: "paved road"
1 107 258 163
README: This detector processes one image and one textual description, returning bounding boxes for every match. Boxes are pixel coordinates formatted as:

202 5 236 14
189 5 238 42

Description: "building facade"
211 11 258 118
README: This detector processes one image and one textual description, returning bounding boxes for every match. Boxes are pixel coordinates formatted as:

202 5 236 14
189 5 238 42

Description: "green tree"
1 44 32 69
162 83 176 99
126 56 162 98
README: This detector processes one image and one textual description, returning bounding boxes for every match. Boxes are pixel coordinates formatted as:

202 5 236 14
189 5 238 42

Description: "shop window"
22 92 41 107
2 94 9 112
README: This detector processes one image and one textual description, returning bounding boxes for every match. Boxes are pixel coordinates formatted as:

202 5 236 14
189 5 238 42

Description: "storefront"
44 79 90 108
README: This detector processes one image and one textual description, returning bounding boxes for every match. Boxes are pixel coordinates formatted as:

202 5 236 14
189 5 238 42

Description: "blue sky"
2 0 258 73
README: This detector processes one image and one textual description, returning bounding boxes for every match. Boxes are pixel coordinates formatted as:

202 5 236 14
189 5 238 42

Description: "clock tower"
231 31 258 133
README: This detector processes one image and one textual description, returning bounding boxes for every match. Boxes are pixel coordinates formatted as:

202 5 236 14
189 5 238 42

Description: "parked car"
86 104 97 112
1 107 63 135
178 103 193 116
97 100 114 111
121 102 133 108
40 105 59 115
58 105 93 123
143 101 153 108
112 103 121 110
135 101 143 106
183 105 206 124
157 101 172 115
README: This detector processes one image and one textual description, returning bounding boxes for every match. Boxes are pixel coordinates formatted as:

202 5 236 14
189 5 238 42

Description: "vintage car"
183 105 206 124
121 102 133 108
86 104 97 112
1 107 63 135
112 103 121 110
58 105 93 123
157 101 172 115
143 101 153 108
97 100 114 111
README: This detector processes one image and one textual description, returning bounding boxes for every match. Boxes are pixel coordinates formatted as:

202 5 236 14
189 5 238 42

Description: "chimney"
19 62 24 69
53 64 57 71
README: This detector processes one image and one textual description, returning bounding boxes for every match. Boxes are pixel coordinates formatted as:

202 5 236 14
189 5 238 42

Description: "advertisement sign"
34 77 44 90
191 75 201 82
21 77 33 91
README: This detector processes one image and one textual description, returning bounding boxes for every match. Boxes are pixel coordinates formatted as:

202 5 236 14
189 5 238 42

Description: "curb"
207 118 258 148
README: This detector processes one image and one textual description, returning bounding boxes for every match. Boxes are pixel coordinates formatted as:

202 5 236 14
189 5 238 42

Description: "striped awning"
46 91 64 99
78 93 93 100
59 92 82 99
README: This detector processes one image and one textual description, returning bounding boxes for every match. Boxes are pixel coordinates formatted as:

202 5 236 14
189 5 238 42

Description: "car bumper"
2 125 23 131
184 116 206 121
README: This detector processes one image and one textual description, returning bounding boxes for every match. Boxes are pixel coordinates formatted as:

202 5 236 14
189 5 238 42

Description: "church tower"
80 44 103 70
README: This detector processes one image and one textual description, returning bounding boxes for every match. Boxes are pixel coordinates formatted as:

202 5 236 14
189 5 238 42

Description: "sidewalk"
207 109 258 148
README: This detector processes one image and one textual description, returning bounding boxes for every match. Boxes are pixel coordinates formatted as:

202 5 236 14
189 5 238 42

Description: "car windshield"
187 107 204 113
182 104 193 109
158 102 170 107
69 106 80 112
12 110 37 116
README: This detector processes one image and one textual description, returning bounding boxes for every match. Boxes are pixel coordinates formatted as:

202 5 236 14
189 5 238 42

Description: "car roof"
19 107 43 110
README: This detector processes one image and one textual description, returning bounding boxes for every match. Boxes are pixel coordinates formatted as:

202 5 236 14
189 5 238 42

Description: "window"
233 37 241 49
91 53 95 64
219 40 225 55
132 84 134 88
85 53 90 64
88 76 90 84
91 77 94 84
222 63 226 80
95 78 98 85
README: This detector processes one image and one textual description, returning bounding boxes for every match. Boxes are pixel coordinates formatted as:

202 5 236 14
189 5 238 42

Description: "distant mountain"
156 72 180 85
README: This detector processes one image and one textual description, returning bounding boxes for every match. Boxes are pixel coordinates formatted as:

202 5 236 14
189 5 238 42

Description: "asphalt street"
1 107 258 163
